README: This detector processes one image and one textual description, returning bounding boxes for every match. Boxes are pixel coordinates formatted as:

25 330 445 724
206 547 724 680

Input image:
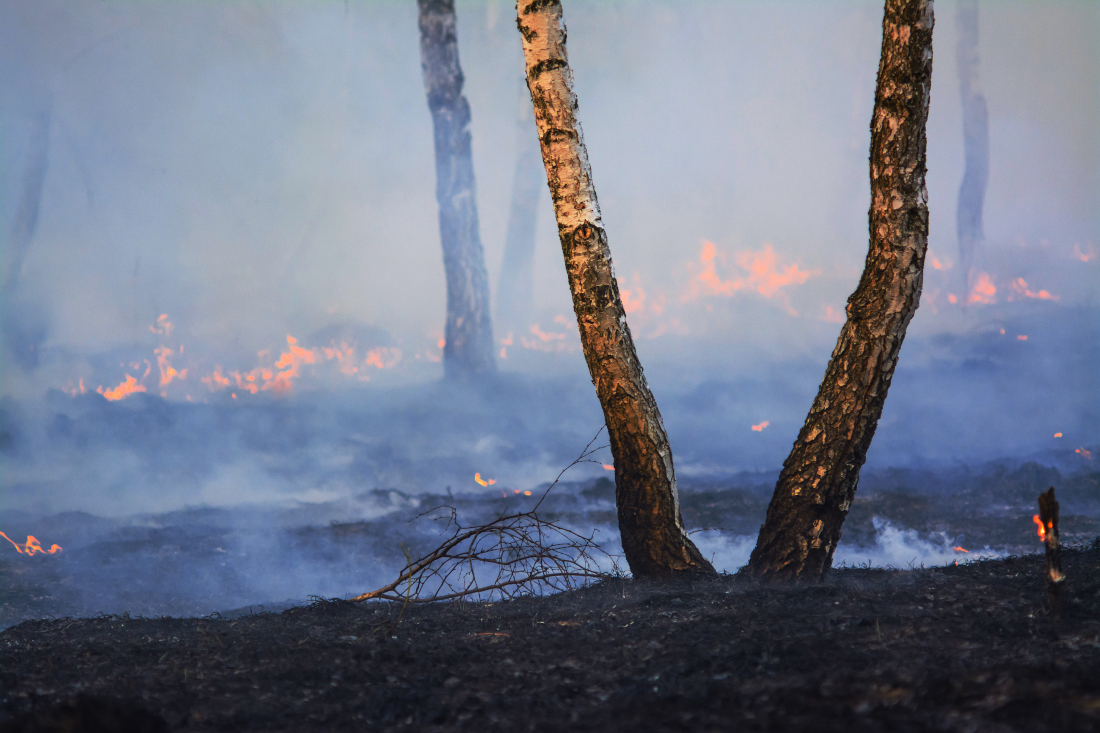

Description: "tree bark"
517 0 713 578
955 0 988 297
4 106 51 291
495 79 544 335
418 0 495 378
746 0 934 582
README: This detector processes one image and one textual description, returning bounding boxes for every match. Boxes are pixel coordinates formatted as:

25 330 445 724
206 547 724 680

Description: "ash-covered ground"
2 543 1099 732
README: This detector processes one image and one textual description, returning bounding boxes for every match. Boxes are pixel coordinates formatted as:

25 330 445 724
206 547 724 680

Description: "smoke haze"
0 1 1096 616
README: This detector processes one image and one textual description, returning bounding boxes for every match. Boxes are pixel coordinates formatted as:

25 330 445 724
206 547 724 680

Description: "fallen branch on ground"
350 429 621 603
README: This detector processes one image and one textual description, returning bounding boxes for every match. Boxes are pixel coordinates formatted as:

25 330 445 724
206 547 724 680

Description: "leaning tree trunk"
517 0 713 578
746 0 934 581
955 0 988 298
4 106 50 291
418 0 495 378
495 79 544 335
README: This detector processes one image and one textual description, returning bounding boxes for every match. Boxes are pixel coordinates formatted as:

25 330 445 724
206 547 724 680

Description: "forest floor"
2 541 1099 733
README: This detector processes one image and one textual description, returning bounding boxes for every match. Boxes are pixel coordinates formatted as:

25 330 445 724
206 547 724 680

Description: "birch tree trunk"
418 0 495 378
495 79 544 335
955 0 988 297
517 0 713 578
746 0 934 581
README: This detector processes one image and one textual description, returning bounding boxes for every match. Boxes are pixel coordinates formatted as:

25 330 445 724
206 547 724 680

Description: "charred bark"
418 0 495 378
746 0 934 581
955 0 988 296
517 0 713 578
1037 487 1064 615
495 80 544 334
4 106 51 291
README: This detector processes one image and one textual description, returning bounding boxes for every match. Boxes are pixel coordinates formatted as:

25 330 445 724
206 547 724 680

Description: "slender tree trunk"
418 0 495 378
517 0 713 578
495 79 544 334
4 107 51 291
746 0 934 581
955 0 988 297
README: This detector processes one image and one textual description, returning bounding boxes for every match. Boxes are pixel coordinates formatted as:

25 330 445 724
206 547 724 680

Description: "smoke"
0 1 1096 617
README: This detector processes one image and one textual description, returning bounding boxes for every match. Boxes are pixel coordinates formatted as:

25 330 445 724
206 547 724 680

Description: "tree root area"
2 543 1099 733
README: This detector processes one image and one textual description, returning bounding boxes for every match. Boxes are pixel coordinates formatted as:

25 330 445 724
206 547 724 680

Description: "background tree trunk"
517 0 713 578
955 0 988 298
746 0 934 582
418 0 495 378
495 79 544 336
4 106 51 291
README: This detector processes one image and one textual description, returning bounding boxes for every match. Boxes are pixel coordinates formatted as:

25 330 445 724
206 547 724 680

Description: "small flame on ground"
474 473 497 487
968 273 996 305
1009 277 1058 301
953 546 969 553
97 374 147 401
683 240 817 316
1072 242 1096 262
751 421 770 432
0 532 62 556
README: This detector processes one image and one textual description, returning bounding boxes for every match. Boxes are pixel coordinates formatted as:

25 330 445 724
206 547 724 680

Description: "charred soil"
2 543 1099 732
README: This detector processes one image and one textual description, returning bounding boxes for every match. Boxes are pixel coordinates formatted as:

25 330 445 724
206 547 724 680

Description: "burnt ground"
2 542 1100 733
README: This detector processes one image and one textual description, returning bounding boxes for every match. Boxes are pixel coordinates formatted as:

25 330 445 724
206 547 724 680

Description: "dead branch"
351 428 622 604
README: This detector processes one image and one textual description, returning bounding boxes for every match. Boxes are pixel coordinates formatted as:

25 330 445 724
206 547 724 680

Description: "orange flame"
0 531 62 556
155 346 187 387
1072 242 1096 262
967 273 996 305
474 473 497 487
97 374 147 401
1009 278 1058 302
953 546 968 552
602 464 614 471
149 314 173 336
1033 514 1047 542
1054 433 1062 438
684 241 817 314
1077 447 1093 460
751 421 770 432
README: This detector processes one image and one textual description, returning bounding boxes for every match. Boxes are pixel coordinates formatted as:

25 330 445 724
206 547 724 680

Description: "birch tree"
517 0 713 577
418 0 495 378
746 0 935 581
955 0 988 297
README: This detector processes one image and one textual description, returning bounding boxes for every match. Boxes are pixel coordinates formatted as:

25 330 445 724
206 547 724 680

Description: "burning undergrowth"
2 458 1097 631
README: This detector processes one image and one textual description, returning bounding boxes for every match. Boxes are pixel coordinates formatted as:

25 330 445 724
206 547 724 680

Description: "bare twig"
351 428 621 604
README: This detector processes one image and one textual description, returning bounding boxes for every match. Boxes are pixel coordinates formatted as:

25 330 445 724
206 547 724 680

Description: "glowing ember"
953 546 969 553
97 374 147 401
474 473 497 487
1033 514 1047 541
751 421 770 432
602 464 614 471
967 273 996 305
1054 433 1062 438
0 531 62 556
1076 448 1093 460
